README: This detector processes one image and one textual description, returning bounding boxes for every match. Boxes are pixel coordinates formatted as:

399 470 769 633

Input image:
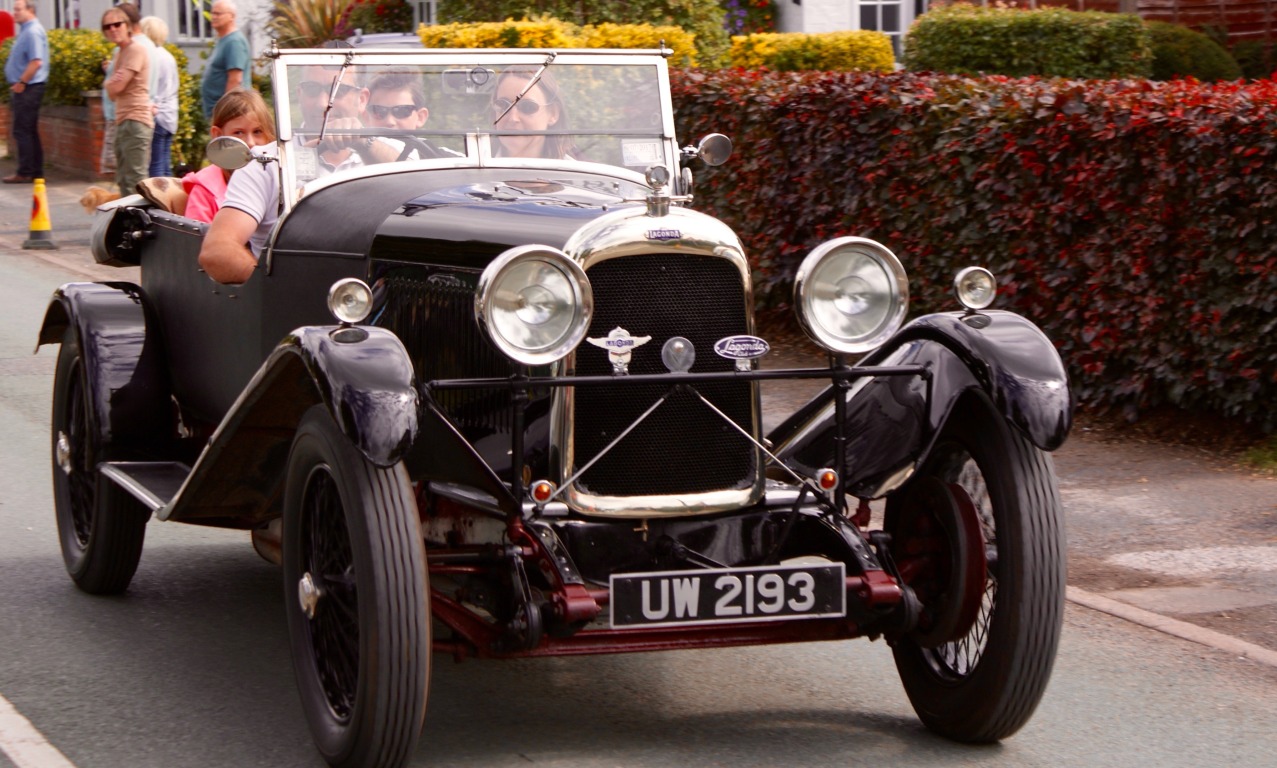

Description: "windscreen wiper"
492 51 557 125
316 50 355 145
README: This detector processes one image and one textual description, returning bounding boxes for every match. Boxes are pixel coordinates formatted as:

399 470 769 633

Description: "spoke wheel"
885 392 1065 743
283 406 429 768
51 326 147 594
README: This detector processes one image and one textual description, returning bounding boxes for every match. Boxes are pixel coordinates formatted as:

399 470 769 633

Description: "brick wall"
1 91 111 181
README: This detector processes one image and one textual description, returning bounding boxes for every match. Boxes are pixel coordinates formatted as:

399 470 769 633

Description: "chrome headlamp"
793 237 908 355
954 266 997 310
327 278 373 324
476 245 593 366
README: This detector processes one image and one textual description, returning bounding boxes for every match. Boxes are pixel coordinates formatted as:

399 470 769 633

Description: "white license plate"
609 563 846 629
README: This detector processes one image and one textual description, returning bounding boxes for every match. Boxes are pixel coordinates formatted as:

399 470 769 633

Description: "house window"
178 0 216 42
52 0 79 29
415 0 438 26
858 0 906 57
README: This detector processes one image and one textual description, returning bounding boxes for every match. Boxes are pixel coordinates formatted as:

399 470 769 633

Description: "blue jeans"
149 124 173 178
10 81 45 178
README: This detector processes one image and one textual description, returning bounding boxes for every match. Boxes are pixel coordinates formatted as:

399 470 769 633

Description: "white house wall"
778 0 855 33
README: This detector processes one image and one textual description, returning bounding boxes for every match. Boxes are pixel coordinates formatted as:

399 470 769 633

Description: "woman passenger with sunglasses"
490 67 578 160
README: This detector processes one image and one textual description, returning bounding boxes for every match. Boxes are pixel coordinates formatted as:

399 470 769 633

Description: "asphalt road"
1 172 1276 767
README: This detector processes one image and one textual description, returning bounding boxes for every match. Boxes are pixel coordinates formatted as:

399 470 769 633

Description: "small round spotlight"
954 267 997 310
327 278 373 324
816 468 839 492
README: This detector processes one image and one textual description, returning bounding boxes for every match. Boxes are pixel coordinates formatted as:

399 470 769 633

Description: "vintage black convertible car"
38 47 1071 768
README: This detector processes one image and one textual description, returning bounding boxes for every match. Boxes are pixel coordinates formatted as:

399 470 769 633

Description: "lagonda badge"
587 327 652 375
714 334 770 372
645 228 681 242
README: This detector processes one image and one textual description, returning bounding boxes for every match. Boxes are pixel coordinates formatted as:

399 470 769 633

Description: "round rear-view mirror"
697 134 733 166
206 136 253 171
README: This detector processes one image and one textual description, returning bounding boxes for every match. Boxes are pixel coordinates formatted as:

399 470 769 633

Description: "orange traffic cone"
22 177 57 250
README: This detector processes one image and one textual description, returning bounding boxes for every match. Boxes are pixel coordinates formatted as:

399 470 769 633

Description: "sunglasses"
102 20 127 31
491 98 549 117
298 81 358 100
368 104 419 120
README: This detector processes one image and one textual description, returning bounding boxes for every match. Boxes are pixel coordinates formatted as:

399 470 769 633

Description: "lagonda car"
39 45 1072 768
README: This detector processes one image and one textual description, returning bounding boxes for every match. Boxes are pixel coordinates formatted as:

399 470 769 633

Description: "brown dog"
79 185 121 214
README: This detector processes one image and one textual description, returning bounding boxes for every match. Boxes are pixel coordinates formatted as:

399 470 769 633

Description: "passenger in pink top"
183 89 273 222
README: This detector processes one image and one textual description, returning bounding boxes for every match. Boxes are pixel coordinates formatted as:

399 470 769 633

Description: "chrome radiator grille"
572 254 756 496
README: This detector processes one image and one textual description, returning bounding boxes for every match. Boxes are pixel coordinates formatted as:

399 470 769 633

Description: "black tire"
886 392 1065 743
51 325 148 594
283 405 430 768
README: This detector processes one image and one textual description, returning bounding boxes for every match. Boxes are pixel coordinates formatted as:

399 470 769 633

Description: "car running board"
98 461 193 514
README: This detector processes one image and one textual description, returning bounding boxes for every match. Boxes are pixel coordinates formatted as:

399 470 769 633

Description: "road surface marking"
1107 545 1277 576
0 694 77 768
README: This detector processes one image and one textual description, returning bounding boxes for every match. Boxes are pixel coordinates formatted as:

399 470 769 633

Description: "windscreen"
278 56 671 186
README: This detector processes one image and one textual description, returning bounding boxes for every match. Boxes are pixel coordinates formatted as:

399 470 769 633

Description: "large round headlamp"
476 245 592 366
794 237 908 355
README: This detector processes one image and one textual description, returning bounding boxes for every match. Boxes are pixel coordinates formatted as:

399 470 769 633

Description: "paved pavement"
0 165 128 281
3 158 1276 668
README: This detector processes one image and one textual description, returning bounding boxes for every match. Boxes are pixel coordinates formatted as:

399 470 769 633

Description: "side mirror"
695 133 732 167
206 136 253 171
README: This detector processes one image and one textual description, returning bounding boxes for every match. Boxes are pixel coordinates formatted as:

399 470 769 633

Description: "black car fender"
161 325 419 526
35 281 174 455
767 310 1071 498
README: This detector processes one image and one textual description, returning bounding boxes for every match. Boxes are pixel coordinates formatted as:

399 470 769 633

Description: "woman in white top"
140 16 179 177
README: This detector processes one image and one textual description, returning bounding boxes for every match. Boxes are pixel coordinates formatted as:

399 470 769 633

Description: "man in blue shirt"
200 0 250 119
4 0 49 183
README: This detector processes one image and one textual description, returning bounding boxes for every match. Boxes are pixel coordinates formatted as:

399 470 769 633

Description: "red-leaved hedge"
671 69 1277 431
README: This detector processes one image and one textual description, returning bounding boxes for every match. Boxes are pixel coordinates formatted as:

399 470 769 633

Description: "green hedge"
672 69 1277 430
903 4 1153 79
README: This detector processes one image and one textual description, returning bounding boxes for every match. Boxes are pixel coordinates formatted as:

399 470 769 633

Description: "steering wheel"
395 135 435 162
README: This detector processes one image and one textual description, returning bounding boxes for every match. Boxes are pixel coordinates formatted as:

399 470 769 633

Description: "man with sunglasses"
357 72 441 162
302 70 446 166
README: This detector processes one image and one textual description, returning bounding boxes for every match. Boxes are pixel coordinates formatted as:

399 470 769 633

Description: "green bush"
168 43 205 171
1147 21 1242 81
437 0 729 66
0 28 114 106
729 31 894 72
1230 39 1276 79
903 4 1152 79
